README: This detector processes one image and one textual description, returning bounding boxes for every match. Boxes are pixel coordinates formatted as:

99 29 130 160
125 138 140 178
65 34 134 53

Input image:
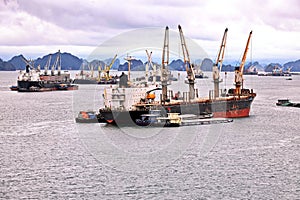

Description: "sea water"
0 71 299 199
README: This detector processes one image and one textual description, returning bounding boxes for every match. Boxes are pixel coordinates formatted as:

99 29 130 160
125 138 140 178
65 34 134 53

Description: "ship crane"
178 25 195 100
124 55 135 82
235 31 253 95
161 26 169 103
213 28 228 98
51 50 61 76
44 55 52 75
103 54 117 80
145 50 156 83
21 57 35 73
88 63 94 78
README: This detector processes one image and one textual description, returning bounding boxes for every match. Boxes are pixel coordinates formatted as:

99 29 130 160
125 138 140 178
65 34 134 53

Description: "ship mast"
21 57 34 73
145 50 152 83
235 31 253 95
89 63 94 78
124 55 134 83
161 26 169 103
178 25 195 100
44 55 51 75
57 50 61 76
213 28 228 98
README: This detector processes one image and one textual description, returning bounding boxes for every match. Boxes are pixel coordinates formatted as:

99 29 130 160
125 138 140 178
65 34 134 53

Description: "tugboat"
9 86 18 91
99 26 256 126
14 50 78 92
75 111 106 123
276 99 300 107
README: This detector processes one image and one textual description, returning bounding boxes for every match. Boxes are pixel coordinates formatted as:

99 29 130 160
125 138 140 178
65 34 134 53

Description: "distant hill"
283 59 300 71
8 55 27 70
169 59 185 71
7 52 83 71
1 51 300 72
222 64 235 72
200 58 214 71
118 59 144 71
265 63 282 72
34 52 83 70
0 58 15 71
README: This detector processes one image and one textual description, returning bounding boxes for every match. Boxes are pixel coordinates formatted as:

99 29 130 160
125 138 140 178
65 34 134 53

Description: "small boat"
195 74 208 79
57 84 79 90
75 111 106 123
9 86 18 91
135 112 182 127
276 99 300 107
194 69 208 79
98 77 118 85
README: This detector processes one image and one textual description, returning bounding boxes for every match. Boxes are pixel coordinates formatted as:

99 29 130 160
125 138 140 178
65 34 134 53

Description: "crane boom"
106 54 117 71
51 52 60 76
105 54 117 80
215 28 228 75
213 28 228 98
145 50 152 83
178 24 195 100
44 55 51 75
239 31 252 74
161 26 169 103
235 31 253 95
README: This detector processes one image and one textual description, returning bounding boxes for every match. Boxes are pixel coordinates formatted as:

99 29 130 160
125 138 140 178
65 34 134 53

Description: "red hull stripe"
213 108 250 118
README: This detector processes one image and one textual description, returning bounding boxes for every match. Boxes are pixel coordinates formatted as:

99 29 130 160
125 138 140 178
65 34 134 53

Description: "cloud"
0 0 299 63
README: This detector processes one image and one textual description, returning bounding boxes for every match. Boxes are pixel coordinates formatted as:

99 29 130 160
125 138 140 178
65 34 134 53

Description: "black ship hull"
73 79 98 84
99 96 255 125
17 80 75 92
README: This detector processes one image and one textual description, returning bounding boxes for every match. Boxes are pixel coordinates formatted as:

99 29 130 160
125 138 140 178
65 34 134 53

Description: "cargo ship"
244 65 258 75
15 50 78 92
73 54 118 84
99 26 256 125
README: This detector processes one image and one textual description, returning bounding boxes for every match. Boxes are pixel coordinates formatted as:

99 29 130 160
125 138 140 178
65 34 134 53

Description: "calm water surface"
0 71 299 199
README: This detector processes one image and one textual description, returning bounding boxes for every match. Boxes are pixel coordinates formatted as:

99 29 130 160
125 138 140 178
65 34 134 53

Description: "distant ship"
99 26 256 125
194 65 208 79
14 50 78 92
73 63 98 84
244 65 258 75
276 99 300 107
134 50 178 83
73 54 118 84
258 66 291 76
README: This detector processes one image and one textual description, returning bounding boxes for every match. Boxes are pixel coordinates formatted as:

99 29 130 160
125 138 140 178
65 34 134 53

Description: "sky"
0 0 300 64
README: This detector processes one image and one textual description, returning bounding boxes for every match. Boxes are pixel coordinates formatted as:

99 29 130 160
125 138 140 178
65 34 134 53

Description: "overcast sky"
0 0 299 64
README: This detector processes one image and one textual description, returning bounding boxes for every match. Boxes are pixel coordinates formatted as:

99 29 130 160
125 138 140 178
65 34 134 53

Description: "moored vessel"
73 54 119 85
99 26 256 126
75 111 106 123
15 50 78 92
276 99 300 107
